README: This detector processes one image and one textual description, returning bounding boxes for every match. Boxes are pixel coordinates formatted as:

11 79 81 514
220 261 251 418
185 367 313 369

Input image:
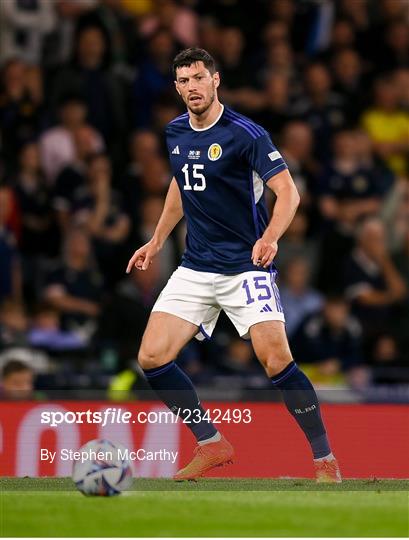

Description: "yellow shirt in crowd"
362 109 409 176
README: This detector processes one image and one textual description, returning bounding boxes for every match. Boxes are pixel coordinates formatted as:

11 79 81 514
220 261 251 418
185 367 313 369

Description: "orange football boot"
314 457 342 483
174 436 234 481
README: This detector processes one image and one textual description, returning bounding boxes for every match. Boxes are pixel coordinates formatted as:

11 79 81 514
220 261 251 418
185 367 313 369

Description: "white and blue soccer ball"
72 439 132 496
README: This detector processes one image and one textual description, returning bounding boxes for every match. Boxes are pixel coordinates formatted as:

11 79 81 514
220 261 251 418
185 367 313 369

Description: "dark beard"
187 91 215 116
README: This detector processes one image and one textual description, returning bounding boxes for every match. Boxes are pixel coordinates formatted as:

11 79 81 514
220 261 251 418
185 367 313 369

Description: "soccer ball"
72 439 132 496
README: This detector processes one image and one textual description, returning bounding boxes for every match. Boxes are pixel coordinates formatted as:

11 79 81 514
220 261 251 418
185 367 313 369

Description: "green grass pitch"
1 478 408 537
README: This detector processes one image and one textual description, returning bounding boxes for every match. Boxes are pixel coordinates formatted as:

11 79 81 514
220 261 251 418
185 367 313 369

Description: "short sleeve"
239 133 288 182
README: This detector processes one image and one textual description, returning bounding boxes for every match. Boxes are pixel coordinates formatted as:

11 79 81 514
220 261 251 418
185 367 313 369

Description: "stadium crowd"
0 0 408 399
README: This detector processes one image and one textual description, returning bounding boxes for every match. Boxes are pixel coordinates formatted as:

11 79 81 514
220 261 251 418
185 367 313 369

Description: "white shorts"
152 266 285 341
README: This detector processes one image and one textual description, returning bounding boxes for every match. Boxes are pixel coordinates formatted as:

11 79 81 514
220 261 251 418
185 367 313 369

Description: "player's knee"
138 345 172 370
266 355 293 377
258 350 293 377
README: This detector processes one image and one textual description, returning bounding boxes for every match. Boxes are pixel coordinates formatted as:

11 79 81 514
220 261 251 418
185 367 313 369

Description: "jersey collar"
189 104 224 132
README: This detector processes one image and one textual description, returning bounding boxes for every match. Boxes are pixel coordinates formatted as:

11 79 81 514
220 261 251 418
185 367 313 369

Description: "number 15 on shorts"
242 275 283 312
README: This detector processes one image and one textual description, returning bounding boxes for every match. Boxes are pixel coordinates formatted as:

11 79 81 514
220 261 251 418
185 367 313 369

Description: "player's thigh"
138 311 198 369
250 320 293 377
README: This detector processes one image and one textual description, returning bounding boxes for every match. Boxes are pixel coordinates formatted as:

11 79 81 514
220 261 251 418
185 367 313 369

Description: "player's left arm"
252 169 300 268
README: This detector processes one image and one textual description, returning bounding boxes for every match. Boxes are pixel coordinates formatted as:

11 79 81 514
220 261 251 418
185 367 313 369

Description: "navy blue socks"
143 361 218 442
271 361 331 459
144 359 330 458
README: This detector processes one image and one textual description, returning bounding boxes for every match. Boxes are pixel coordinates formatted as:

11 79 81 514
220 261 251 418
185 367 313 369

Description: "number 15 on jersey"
182 163 206 191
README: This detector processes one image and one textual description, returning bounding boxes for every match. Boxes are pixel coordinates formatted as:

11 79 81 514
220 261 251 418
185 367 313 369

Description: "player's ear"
213 72 220 89
174 80 181 95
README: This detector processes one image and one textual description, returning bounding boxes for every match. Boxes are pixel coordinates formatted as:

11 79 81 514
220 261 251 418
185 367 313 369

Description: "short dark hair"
172 48 216 78
2 360 32 379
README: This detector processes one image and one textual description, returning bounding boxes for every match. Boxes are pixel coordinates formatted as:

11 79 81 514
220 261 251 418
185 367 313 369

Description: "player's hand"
251 238 278 268
126 239 160 273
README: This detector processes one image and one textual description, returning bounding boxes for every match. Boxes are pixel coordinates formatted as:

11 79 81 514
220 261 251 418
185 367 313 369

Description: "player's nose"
187 79 198 91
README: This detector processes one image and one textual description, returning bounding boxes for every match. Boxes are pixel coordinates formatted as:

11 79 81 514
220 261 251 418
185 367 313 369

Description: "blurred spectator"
361 75 409 176
39 95 104 184
371 334 409 384
318 17 356 64
266 0 295 28
292 295 364 381
53 124 104 228
51 24 126 161
393 226 409 288
354 129 395 197
316 199 356 294
98 257 164 366
28 303 84 351
12 142 57 257
343 216 407 346
199 0 263 45
72 0 139 68
0 59 44 173
12 142 58 305
68 153 130 285
128 129 162 169
197 16 220 59
45 1 99 65
0 300 28 350
378 21 409 72
132 28 176 127
151 92 183 137
361 0 409 69
275 211 319 280
337 0 369 35
139 155 170 197
0 186 22 303
43 226 103 343
264 0 316 55
262 20 290 49
292 63 346 160
317 129 382 224
392 226 409 348
393 68 409 110
218 338 260 376
0 0 56 64
331 48 366 124
175 342 209 386
120 0 152 17
138 0 198 47
217 26 253 105
0 359 35 400
280 121 317 210
120 130 163 237
0 180 20 239
263 40 295 81
253 74 291 140
280 257 324 338
139 196 176 282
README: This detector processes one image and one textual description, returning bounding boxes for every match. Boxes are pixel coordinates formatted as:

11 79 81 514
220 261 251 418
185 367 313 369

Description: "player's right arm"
126 178 183 272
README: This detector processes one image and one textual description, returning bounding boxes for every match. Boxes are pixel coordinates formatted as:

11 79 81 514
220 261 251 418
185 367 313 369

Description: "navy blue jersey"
166 105 288 274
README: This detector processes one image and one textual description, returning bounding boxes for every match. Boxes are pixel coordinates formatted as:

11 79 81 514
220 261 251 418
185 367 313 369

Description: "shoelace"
317 460 337 472
193 445 207 457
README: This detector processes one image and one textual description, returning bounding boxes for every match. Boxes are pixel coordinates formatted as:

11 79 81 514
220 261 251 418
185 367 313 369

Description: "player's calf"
142 360 219 441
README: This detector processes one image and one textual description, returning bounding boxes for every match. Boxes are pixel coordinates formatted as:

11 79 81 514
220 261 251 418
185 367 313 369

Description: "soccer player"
126 48 341 483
